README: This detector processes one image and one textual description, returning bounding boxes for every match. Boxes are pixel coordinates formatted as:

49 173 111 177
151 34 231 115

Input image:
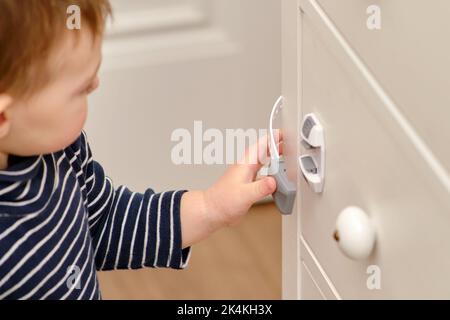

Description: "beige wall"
86 0 281 193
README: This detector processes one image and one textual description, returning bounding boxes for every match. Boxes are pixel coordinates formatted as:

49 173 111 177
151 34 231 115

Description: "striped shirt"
0 131 191 299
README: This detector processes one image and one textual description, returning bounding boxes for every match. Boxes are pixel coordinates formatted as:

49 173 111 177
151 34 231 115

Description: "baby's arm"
80 132 191 271
79 131 280 271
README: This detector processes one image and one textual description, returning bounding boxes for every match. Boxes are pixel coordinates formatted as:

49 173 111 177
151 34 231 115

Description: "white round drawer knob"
333 206 376 260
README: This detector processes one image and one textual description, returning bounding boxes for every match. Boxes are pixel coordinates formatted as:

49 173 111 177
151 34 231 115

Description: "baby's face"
5 28 102 156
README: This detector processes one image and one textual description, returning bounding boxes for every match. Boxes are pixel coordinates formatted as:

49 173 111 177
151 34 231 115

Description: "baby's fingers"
243 176 277 205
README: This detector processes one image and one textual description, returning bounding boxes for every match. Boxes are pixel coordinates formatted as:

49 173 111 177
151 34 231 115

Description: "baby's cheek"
68 104 88 140
75 102 88 129
51 103 88 150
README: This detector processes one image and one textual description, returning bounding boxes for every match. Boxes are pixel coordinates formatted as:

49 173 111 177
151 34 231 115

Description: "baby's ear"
0 94 13 139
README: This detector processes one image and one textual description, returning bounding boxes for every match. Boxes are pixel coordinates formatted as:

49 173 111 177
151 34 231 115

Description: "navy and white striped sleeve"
79 132 192 271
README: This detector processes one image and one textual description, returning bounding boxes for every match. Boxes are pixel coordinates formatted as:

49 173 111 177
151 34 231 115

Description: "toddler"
0 0 279 299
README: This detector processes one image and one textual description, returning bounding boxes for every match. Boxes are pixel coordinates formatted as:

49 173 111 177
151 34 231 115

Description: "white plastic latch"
299 113 325 193
265 96 296 215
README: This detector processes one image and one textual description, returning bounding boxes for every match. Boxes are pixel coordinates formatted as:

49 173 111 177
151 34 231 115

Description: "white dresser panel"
297 0 450 299
300 262 326 300
300 239 339 300
315 0 450 174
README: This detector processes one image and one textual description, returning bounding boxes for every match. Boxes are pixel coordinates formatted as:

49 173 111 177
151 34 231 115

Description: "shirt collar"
0 154 43 182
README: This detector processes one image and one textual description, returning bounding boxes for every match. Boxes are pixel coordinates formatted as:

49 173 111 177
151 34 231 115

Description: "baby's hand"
180 133 282 248
204 133 282 228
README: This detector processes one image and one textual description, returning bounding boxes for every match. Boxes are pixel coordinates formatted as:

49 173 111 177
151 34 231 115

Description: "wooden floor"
98 203 281 300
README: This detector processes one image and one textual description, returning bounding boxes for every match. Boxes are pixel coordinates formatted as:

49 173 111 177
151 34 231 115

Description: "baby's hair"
0 0 112 99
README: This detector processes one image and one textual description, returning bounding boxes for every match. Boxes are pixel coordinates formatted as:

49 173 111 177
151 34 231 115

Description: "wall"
86 0 281 193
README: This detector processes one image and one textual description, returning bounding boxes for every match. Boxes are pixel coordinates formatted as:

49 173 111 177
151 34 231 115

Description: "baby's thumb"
246 177 277 204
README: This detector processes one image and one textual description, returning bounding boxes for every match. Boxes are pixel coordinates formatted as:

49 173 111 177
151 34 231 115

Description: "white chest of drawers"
281 0 450 299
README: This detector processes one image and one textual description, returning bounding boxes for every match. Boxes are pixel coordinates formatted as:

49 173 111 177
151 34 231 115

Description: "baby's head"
0 0 111 161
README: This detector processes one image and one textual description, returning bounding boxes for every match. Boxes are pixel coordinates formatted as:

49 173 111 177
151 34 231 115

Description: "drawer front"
312 0 450 174
300 239 340 300
299 1 450 299
301 261 326 300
